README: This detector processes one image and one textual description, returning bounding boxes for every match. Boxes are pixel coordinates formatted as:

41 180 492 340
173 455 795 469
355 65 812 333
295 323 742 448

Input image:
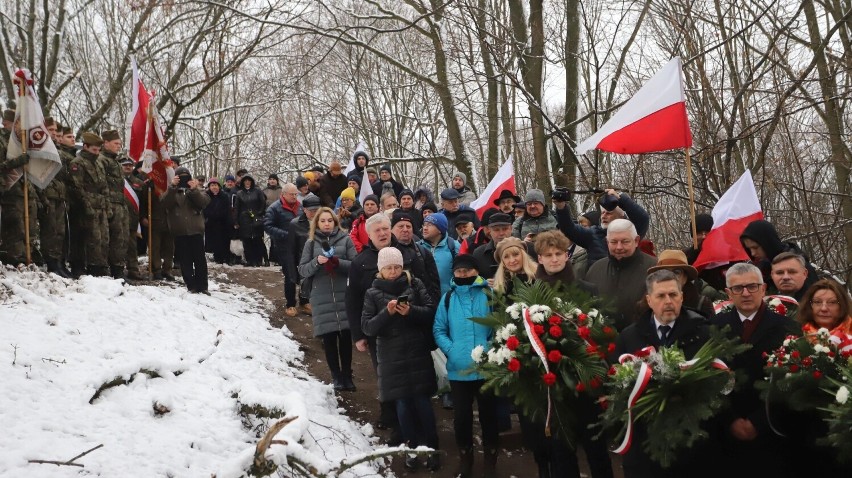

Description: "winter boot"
426 452 442 471
59 261 74 278
70 262 85 279
127 269 146 281
482 447 498 477
110 266 126 279
456 447 474 478
331 371 345 391
404 454 420 471
47 259 72 278
341 372 357 391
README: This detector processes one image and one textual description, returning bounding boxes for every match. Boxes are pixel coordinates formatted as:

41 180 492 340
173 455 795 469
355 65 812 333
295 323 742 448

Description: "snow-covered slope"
0 267 386 477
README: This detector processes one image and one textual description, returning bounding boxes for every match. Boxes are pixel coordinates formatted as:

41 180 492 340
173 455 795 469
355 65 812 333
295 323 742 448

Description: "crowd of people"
3 117 851 477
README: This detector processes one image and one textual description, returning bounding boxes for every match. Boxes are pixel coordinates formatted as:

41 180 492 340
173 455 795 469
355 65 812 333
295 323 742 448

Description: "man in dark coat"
318 160 348 207
438 188 480 239
203 178 231 264
391 209 441 304
554 188 650 272
585 218 658 331
234 174 267 266
739 219 819 291
371 164 404 198
712 262 799 478
614 269 713 478
265 183 302 315
472 213 520 279
283 193 319 315
162 167 211 294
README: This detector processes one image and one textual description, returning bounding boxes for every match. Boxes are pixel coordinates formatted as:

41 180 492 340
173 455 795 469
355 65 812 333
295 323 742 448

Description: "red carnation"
508 358 521 372
543 372 557 386
586 344 599 356
506 336 520 351
534 324 545 336
789 364 799 373
791 350 800 360
549 315 561 325
802 357 813 367
828 351 836 358
813 370 823 379
607 343 616 354
599 398 609 410
578 313 588 323
608 365 617 376
549 325 563 338
603 326 614 336
636 348 652 358
548 350 562 363
776 304 787 315
577 326 591 339
762 352 768 359
575 382 586 392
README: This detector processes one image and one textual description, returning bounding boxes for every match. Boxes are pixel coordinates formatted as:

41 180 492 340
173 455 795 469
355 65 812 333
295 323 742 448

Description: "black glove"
551 187 571 202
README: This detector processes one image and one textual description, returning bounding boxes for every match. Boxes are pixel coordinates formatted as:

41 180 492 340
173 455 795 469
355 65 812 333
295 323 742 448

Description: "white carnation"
471 345 485 364
836 386 849 405
783 339 791 346
814 344 830 354
588 309 599 318
769 298 781 307
506 303 523 320
496 324 517 342
817 328 831 338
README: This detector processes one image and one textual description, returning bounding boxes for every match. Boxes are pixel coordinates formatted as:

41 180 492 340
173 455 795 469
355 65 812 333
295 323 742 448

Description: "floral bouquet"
595 328 748 468
820 355 852 462
713 294 798 318
470 280 615 446
762 328 845 412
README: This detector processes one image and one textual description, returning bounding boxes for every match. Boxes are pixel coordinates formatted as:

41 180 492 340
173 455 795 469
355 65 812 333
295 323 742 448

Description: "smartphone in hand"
397 295 409 305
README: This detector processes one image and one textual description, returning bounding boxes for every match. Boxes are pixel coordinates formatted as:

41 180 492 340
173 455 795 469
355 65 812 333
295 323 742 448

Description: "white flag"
5 69 62 190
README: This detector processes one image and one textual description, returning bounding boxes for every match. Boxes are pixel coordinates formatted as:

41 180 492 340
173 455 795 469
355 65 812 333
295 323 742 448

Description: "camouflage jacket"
97 150 125 205
68 150 108 210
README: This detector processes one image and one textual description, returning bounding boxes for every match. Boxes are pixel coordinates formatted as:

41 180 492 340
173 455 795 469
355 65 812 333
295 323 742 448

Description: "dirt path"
222 265 617 478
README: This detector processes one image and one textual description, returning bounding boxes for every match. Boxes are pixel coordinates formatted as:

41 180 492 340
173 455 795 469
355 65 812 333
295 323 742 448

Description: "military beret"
81 132 104 146
101 129 120 142
44 116 56 127
3 109 15 122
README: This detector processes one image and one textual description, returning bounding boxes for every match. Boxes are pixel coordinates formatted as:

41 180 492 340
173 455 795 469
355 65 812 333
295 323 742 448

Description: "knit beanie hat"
340 187 356 201
377 247 404 271
363 194 379 207
295 176 308 188
494 236 527 262
453 171 467 185
421 202 438 214
424 213 448 234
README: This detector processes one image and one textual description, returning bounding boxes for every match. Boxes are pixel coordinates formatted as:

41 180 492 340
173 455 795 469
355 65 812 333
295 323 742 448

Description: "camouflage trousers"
106 202 128 268
69 207 109 268
126 209 141 274
39 197 67 261
0 198 41 266
150 226 174 275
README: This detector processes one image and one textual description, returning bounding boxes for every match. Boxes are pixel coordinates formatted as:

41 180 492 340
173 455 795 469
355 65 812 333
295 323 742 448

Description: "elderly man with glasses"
712 262 799 477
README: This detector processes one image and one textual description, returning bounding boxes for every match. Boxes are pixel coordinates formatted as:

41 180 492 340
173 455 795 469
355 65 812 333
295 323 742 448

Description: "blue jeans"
396 395 439 448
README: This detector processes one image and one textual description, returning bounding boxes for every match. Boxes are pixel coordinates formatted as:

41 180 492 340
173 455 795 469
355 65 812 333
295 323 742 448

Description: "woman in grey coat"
298 207 358 391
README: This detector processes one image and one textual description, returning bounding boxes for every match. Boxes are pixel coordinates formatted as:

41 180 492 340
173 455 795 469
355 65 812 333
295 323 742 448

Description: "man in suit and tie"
614 269 711 477
712 262 799 477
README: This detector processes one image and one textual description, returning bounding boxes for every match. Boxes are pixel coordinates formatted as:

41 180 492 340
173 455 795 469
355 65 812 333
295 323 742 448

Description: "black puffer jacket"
235 175 267 240
204 190 231 253
362 274 437 401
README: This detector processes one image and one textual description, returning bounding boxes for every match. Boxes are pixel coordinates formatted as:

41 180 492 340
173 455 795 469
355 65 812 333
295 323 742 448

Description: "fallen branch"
249 416 297 477
89 368 184 404
28 443 104 468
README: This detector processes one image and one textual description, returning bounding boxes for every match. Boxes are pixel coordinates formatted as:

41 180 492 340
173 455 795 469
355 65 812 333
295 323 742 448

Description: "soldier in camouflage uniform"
121 156 146 280
67 132 110 277
0 109 41 267
57 125 78 267
38 117 71 277
98 130 128 278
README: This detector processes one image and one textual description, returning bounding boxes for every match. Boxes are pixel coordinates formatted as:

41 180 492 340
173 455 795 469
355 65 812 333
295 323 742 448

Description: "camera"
598 193 620 211
178 175 191 189
551 187 571 201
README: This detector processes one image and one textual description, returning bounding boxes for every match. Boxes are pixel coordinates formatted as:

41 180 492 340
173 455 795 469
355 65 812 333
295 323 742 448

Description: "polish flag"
576 57 692 155
694 170 763 270
123 179 140 214
469 156 515 218
127 57 174 197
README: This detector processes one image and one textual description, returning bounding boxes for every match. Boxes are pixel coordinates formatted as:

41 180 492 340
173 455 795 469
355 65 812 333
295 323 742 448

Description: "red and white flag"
576 57 692 155
694 170 763 270
5 69 62 190
127 57 174 197
123 179 140 214
469 155 515 218
346 140 367 176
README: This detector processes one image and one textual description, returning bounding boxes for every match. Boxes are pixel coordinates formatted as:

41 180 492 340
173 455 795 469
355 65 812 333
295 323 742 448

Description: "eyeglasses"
728 283 762 294
811 300 840 308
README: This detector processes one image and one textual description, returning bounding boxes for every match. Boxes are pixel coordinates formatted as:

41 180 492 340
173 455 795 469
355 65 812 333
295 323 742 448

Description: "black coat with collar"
615 308 710 360
712 304 799 432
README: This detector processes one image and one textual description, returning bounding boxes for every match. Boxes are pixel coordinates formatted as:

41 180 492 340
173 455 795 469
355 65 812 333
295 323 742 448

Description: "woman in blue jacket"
433 254 498 478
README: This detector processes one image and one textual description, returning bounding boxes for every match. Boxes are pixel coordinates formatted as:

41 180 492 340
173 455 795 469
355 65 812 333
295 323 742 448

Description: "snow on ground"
0 266 390 477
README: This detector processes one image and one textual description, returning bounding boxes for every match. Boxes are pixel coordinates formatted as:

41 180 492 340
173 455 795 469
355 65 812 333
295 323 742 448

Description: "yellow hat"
304 171 316 181
340 187 356 201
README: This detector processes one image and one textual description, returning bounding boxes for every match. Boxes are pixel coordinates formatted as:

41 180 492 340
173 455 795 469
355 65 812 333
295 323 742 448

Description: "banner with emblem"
126 57 174 196
5 69 62 190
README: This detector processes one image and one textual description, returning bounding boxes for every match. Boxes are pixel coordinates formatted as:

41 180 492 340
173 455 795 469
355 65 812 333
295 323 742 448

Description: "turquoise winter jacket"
418 233 460 296
433 276 493 381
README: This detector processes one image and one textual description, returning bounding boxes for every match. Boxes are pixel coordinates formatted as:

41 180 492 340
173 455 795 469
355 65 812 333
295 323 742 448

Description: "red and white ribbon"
679 357 730 371
612 360 652 454
523 307 553 436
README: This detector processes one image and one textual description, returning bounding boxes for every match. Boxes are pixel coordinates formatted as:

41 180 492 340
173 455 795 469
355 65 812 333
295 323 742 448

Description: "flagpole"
685 147 698 250
16 77 32 265
147 187 153 276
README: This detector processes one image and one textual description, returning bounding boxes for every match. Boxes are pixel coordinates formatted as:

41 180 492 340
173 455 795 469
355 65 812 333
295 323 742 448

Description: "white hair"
725 263 764 287
606 218 637 237
366 213 391 232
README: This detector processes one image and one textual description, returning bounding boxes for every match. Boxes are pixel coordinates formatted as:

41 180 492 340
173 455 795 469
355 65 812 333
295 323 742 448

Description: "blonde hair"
308 207 340 240
492 243 537 293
